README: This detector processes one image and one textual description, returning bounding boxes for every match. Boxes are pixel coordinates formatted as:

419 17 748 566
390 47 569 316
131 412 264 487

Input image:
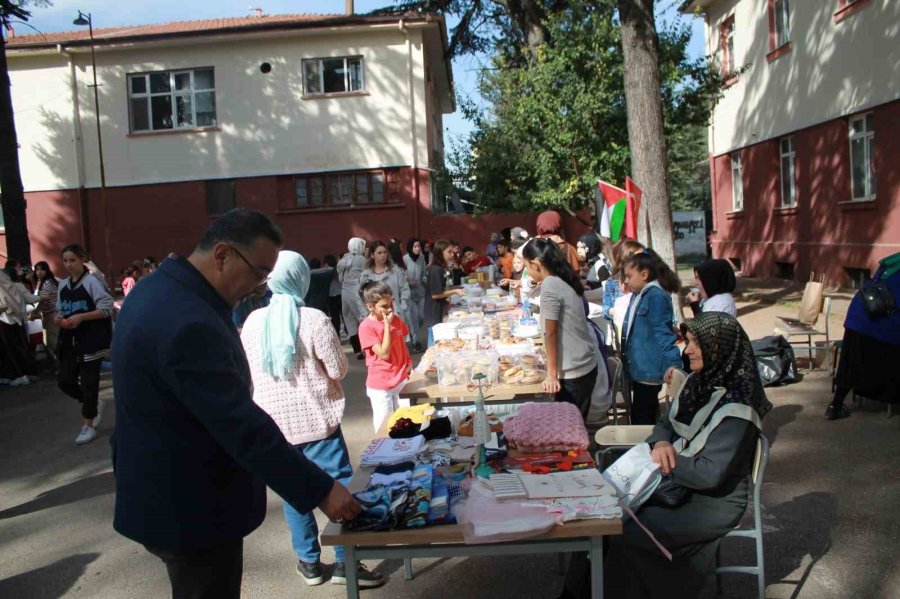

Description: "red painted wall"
2 166 594 281
709 99 900 286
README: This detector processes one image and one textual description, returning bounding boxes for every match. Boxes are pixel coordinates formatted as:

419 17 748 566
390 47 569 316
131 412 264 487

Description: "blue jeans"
283 427 353 564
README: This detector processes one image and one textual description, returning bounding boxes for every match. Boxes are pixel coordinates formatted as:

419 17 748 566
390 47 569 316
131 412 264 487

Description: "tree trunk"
617 0 677 274
0 33 31 264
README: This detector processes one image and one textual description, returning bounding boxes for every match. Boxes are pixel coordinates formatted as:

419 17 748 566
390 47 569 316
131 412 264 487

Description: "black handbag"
647 474 692 508
860 278 896 318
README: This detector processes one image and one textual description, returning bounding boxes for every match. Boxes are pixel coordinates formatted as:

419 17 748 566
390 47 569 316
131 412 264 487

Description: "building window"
128 68 216 133
835 0 871 23
773 0 790 48
302 57 365 97
294 171 389 208
730 154 743 212
848 113 875 201
721 16 735 77
206 179 235 215
779 137 796 207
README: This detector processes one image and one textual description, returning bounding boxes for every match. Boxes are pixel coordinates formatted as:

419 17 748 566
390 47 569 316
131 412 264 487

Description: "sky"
17 0 706 146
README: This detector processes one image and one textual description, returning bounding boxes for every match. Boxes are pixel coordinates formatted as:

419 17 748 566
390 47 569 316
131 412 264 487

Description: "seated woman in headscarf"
240 251 386 589
560 312 771 599
685 259 737 317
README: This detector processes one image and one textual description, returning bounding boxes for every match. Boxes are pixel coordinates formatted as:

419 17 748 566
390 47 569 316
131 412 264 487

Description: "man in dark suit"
112 209 360 598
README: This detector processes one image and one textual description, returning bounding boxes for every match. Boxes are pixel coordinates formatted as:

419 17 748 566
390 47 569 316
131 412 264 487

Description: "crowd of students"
1 206 759 597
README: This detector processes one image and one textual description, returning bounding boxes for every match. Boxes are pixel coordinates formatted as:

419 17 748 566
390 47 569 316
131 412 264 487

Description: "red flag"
624 177 642 240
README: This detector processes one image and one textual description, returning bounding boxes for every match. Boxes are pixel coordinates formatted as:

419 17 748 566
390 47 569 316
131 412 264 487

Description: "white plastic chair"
715 435 770 599
593 424 655 469
664 368 688 410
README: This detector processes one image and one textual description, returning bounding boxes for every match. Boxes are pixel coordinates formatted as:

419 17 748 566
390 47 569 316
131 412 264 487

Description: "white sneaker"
75 425 97 445
93 400 106 428
0 378 10 385
9 376 30 386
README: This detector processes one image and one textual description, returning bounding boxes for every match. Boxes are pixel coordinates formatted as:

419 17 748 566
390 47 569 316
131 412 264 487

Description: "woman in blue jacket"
621 250 682 424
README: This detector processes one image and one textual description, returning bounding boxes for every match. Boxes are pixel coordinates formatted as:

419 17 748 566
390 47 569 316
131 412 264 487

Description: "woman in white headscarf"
240 251 385 588
337 237 368 359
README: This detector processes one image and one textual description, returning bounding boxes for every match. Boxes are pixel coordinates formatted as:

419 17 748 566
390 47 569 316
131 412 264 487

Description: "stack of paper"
360 437 426 467
518 470 614 499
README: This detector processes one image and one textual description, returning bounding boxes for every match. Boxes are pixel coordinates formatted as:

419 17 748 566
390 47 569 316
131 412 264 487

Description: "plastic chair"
774 297 832 368
593 424 654 469
715 435 770 599
664 368 688 410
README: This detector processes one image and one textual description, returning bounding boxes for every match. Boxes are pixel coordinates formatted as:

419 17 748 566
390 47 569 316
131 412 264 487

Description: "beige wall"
704 0 900 156
9 25 446 192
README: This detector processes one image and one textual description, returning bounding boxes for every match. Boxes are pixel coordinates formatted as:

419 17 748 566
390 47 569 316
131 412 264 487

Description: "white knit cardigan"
241 306 348 445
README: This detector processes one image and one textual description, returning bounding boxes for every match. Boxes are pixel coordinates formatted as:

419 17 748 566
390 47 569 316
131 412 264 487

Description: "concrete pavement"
1 278 898 598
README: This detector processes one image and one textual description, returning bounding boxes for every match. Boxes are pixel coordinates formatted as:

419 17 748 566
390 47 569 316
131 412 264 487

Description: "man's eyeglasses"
229 246 271 285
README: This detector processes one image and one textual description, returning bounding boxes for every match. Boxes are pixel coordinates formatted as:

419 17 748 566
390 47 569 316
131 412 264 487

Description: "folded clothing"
502 402 589 452
360 436 426 466
400 464 434 529
387 404 435 429
427 472 458 526
348 484 410 532
370 461 415 488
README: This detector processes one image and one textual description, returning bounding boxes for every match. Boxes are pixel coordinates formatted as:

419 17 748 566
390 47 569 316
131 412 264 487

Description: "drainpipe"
400 19 422 239
58 44 90 250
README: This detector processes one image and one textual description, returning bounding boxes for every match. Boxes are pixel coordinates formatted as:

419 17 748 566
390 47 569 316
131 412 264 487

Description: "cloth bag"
798 272 825 324
601 442 661 512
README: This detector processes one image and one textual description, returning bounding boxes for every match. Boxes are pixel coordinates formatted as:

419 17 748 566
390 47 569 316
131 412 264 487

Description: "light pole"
73 10 113 279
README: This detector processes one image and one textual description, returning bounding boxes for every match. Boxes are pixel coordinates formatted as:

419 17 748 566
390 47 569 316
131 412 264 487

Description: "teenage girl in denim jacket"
621 250 682 425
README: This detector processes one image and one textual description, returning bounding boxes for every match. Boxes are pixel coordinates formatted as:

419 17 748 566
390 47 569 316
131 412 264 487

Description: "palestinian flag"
596 178 642 242
597 180 629 242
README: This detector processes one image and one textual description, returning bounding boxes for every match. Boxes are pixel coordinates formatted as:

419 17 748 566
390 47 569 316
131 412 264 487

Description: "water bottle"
522 297 531 318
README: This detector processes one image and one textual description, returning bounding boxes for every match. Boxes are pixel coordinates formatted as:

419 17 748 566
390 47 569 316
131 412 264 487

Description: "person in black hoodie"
56 244 114 445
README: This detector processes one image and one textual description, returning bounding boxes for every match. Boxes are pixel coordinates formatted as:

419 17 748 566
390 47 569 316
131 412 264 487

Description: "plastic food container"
432 322 460 341
436 350 499 387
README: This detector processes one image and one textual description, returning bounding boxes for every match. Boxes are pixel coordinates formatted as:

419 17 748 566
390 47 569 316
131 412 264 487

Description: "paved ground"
1 277 898 599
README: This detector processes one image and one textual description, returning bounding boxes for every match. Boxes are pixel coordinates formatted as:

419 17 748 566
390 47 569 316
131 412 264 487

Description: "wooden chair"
774 297 832 369
715 435 770 599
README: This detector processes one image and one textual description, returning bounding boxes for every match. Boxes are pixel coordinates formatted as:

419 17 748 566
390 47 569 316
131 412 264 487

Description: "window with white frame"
722 17 735 75
731 154 744 211
774 0 790 47
849 113 875 200
128 68 216 133
779 137 796 207
302 57 365 96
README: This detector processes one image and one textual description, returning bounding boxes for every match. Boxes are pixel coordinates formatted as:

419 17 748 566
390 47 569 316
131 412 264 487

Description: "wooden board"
402 373 547 401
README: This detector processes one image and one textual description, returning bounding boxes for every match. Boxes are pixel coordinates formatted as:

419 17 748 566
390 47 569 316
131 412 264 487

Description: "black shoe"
825 404 850 420
331 562 386 588
413 342 424 353
296 560 324 586
355 352 365 360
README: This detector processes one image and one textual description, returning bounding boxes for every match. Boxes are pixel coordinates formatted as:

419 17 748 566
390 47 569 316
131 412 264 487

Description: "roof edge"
6 13 436 51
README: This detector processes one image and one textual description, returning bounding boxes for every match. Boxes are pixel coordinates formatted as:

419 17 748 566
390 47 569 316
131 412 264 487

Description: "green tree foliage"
447 1 719 212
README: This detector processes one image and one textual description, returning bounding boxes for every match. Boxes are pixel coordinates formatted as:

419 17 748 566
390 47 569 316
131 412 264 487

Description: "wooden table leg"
344 544 359 599
590 536 604 599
